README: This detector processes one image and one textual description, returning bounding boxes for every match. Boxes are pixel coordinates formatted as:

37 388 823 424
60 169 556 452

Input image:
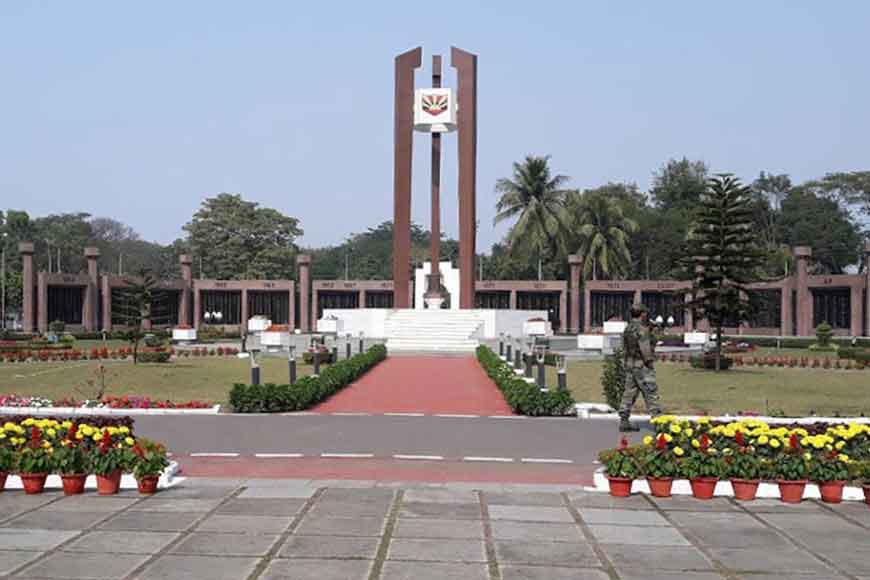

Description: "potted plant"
639 433 678 497
598 437 639 497
809 449 851 504
774 434 810 503
680 434 723 500
724 431 762 501
16 425 55 494
856 461 870 506
0 430 12 492
130 438 169 494
86 428 130 495
53 423 88 495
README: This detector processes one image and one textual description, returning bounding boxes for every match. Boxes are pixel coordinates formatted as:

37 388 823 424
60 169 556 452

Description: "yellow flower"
691 439 701 449
803 452 812 461
41 441 51 449
643 435 653 446
92 433 103 442
46 428 57 438
835 441 845 450
708 448 719 455
696 417 711 425
663 433 673 443
838 454 850 463
673 447 685 457
670 424 682 434
722 448 733 456
119 426 130 434
61 421 72 429
125 437 135 446
0 433 5 440
684 428 693 437
757 435 769 445
81 425 94 436
769 438 781 449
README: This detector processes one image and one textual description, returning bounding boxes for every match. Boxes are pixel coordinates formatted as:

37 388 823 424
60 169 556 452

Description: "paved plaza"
0 478 868 579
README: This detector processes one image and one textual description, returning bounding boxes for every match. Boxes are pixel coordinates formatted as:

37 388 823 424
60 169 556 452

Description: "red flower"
789 433 799 450
656 434 667 450
619 436 629 450
30 426 41 442
735 431 745 447
132 443 144 457
700 433 710 452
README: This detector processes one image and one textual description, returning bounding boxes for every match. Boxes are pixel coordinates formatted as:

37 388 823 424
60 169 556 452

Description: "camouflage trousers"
618 365 663 419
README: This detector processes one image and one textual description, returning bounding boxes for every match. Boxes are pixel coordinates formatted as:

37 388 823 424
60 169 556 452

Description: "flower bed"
598 416 870 503
476 346 575 416
0 394 213 410
0 417 172 495
0 346 239 363
658 353 870 370
229 344 387 413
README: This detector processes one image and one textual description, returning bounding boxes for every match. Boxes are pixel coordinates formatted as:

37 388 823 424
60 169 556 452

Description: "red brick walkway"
312 356 514 415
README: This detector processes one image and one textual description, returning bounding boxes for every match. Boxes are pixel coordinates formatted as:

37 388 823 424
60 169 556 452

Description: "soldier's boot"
618 417 639 432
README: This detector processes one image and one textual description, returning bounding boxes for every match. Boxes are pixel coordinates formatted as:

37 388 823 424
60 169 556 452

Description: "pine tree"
685 174 768 371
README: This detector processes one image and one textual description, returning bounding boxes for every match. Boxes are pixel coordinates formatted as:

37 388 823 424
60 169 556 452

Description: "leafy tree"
777 188 862 274
685 174 769 371
750 172 792 250
183 193 302 280
650 158 708 212
112 270 172 364
804 171 870 215
494 155 571 280
566 190 637 280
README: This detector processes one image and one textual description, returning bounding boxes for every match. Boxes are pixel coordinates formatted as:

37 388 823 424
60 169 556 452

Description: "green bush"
690 353 734 370
815 322 834 347
137 350 171 363
48 320 66 333
229 344 387 413
601 348 625 410
476 346 575 416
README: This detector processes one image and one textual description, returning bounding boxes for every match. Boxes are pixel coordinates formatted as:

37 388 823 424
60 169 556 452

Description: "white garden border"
591 466 867 502
0 405 221 416
574 404 870 425
3 460 183 491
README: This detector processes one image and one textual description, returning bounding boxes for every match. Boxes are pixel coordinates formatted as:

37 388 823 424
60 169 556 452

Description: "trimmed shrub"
601 348 625 410
476 346 575 416
137 350 171 363
229 344 387 413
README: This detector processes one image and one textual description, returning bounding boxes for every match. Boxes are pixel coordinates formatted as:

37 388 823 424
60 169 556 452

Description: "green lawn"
548 360 870 417
0 356 313 405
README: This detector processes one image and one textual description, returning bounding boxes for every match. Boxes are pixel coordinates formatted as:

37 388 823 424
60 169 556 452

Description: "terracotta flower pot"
20 473 48 495
0 471 7 492
607 476 633 497
690 477 718 500
818 480 846 504
777 480 808 503
730 478 760 501
137 475 159 495
96 470 122 495
863 484 870 506
61 474 87 495
647 477 674 498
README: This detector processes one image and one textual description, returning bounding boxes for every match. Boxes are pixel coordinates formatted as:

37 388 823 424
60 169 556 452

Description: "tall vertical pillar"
101 276 111 331
452 47 478 309
241 288 249 331
84 247 100 332
392 47 422 309
794 246 812 336
864 242 870 337
559 289 567 333
179 255 193 326
684 293 694 331
849 284 862 336
193 284 201 330
780 284 793 336
425 55 444 306
19 243 35 333
568 254 583 334
583 286 592 333
37 272 48 333
509 289 517 310
297 254 312 332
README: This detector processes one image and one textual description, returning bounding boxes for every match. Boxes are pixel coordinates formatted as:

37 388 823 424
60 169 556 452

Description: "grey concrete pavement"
0 478 867 579
134 414 646 464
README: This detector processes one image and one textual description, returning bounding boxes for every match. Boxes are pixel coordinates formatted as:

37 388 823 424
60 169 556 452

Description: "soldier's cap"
630 303 648 317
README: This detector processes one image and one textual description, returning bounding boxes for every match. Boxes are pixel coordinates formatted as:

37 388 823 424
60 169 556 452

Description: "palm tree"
493 156 570 280
568 191 638 280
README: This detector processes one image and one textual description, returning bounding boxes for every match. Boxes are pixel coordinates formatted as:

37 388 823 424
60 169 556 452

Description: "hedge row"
229 344 387 413
722 335 870 349
476 346 575 416
0 414 134 430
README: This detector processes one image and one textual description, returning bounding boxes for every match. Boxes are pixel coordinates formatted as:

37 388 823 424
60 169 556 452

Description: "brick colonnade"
15 245 870 336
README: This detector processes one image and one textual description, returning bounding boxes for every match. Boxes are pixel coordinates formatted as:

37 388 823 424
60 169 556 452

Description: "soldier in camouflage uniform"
619 304 663 432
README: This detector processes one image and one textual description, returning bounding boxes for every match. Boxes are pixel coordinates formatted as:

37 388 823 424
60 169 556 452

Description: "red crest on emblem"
421 93 448 116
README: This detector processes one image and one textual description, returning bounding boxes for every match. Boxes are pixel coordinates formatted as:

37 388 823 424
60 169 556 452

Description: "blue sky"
1 1 868 250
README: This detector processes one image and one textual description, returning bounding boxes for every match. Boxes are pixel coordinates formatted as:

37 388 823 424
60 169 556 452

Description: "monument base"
424 297 445 309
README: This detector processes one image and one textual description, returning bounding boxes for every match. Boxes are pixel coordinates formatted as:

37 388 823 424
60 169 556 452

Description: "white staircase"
385 309 485 353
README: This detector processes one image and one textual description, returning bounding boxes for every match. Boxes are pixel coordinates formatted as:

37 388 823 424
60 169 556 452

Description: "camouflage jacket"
623 319 655 366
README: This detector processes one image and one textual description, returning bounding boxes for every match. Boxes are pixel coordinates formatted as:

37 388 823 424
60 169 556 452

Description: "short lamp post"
557 354 567 391
329 335 338 364
358 331 365 354
250 350 261 386
535 345 547 389
505 333 512 361
499 332 505 357
288 345 297 385
345 332 352 359
514 337 522 369
312 337 321 377
524 339 534 378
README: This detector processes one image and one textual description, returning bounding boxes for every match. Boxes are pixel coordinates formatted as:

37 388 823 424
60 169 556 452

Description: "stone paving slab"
0 480 869 579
